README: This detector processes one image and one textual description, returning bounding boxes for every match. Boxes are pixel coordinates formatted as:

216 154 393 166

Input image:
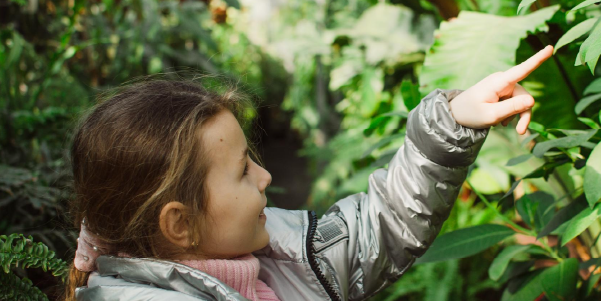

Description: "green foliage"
1 0 271 297
0 271 49 301
373 0 601 299
416 224 515 264
231 0 601 299
0 233 68 301
488 245 532 281
561 202 601 245
419 5 559 94
0 233 68 281
3 0 601 300
584 143 601 205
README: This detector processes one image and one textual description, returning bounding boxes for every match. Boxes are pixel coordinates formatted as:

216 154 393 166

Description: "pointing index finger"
503 45 554 83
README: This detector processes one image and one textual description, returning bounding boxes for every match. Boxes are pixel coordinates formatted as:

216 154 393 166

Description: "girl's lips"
259 208 266 220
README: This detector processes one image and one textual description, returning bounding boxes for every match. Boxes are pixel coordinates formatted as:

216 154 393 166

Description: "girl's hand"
448 45 554 135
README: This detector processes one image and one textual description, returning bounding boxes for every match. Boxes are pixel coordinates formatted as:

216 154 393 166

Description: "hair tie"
74 218 115 272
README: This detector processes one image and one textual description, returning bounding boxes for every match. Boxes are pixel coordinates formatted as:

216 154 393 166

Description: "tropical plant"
400 0 601 300
231 0 601 300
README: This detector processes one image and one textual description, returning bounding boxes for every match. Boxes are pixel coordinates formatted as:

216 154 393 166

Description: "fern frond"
0 233 69 282
0 270 49 301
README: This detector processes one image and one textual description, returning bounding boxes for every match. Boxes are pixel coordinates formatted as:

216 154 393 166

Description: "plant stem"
467 181 565 261
540 237 563 261
466 180 536 236
535 33 580 105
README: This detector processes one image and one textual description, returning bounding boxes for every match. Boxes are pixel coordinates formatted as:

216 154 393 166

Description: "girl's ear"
159 202 192 248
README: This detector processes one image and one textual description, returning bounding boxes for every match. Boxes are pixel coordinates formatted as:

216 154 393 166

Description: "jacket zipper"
307 211 342 301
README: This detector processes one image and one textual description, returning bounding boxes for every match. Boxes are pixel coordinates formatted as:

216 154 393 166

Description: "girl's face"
199 109 272 258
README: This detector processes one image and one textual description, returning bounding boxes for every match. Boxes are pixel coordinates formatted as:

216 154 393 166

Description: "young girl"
66 46 553 301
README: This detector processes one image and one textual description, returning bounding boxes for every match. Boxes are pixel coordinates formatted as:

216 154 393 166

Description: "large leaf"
571 0 601 11
419 6 559 95
555 18 599 53
515 192 555 230
400 80 421 111
575 19 601 74
537 195 588 239
533 192 555 230
517 0 537 15
502 269 545 301
584 77 601 95
561 202 601 246
540 258 579 301
516 195 537 228
584 143 601 207
532 129 597 157
576 93 601 114
337 3 431 65
489 245 531 281
502 259 578 301
415 224 515 263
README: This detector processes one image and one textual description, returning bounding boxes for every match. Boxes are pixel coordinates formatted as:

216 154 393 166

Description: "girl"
66 46 553 301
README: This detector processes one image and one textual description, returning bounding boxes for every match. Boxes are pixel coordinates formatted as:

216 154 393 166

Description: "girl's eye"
243 161 249 176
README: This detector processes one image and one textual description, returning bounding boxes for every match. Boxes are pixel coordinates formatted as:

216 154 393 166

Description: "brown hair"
64 79 254 300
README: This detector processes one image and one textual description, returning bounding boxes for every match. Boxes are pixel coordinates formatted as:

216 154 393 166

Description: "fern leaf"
0 271 49 301
0 234 68 282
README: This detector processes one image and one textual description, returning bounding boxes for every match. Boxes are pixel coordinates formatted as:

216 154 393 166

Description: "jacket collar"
95 256 249 301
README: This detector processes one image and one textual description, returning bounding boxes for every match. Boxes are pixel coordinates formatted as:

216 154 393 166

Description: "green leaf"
532 192 555 231
415 224 515 264
468 167 506 194
532 129 597 157
361 132 405 158
506 154 533 166
579 257 601 270
419 6 559 94
584 143 601 207
528 121 546 134
584 77 601 95
538 196 588 239
561 202 601 246
517 0 537 15
521 133 540 148
0 272 49 301
540 258 579 301
380 111 409 118
575 20 601 74
222 0 240 9
363 116 387 137
575 93 601 114
400 80 421 111
570 0 601 11
502 269 545 301
498 260 535 284
359 68 383 117
555 18 598 53
489 245 531 281
516 195 536 227
578 117 601 128
369 149 397 168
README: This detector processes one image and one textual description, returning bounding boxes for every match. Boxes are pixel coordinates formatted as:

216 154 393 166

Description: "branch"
426 0 460 19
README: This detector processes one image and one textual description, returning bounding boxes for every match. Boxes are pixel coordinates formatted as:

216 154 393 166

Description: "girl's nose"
258 166 272 193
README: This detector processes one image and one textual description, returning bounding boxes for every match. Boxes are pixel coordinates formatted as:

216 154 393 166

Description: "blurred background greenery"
1 0 601 300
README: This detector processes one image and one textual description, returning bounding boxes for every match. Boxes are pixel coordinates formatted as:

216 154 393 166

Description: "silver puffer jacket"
75 89 489 301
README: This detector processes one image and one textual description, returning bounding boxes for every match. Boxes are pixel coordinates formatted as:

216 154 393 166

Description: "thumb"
489 94 535 124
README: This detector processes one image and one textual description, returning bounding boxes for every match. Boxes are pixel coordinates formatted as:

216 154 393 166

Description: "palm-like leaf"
419 5 559 94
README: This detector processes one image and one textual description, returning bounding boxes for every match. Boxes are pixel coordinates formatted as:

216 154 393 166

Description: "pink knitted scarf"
178 254 280 301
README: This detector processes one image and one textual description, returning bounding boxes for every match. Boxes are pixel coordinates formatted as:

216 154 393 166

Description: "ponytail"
63 264 89 301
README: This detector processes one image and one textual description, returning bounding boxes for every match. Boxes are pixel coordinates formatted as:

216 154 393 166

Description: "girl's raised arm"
312 46 553 300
